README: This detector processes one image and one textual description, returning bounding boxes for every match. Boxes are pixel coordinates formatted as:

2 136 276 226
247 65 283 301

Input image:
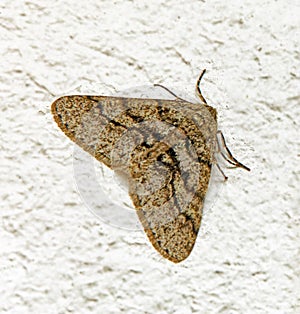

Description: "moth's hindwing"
51 95 217 262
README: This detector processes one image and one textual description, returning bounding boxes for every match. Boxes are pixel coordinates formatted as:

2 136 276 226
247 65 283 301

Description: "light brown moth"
51 70 249 263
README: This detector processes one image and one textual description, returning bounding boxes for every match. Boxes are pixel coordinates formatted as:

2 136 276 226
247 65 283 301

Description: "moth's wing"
130 162 212 263
51 95 131 168
126 100 217 263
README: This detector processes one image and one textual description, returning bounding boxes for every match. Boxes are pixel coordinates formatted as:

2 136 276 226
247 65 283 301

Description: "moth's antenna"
154 84 186 102
196 69 208 104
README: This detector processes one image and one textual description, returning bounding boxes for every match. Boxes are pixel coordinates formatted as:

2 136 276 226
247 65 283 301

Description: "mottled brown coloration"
51 85 218 263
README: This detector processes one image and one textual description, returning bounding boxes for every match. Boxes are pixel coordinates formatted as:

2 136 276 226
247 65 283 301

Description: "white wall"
1 0 299 313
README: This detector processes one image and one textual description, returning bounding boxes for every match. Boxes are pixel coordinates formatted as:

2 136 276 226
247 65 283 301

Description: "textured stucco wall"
1 0 299 313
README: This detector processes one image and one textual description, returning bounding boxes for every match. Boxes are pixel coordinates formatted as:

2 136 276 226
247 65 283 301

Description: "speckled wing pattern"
51 95 217 263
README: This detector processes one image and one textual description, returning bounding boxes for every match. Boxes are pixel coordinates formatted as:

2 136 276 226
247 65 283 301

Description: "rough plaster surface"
1 0 299 313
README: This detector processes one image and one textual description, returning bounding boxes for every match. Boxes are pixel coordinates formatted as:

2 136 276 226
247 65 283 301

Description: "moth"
51 70 249 263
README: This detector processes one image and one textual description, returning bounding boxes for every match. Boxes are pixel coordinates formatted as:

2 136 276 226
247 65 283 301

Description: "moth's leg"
196 69 208 104
212 144 228 181
215 162 228 181
153 84 186 102
216 130 251 171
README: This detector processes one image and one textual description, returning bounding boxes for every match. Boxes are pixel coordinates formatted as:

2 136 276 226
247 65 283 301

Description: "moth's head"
204 104 217 122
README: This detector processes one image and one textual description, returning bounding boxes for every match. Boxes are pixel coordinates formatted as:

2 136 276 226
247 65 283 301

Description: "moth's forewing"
51 95 217 262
